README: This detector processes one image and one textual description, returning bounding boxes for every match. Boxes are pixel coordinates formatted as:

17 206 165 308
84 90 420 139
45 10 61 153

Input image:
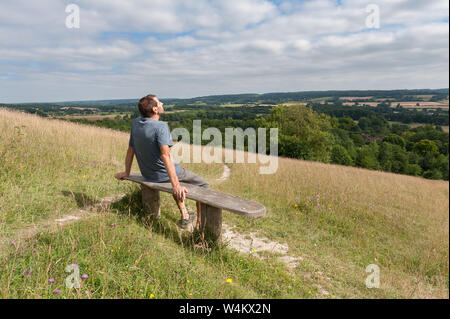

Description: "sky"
0 0 448 103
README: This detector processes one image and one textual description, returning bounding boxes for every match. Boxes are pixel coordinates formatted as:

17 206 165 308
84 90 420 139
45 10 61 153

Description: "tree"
356 144 381 170
412 139 439 157
258 104 332 161
383 134 406 149
331 145 353 166
405 164 422 176
423 169 443 180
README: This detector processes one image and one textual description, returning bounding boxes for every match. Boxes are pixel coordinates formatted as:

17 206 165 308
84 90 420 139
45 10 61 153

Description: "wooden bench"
124 174 266 241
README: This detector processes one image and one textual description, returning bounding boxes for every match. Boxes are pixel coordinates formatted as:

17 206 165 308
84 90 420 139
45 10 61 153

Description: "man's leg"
173 195 190 220
196 201 202 230
177 168 210 230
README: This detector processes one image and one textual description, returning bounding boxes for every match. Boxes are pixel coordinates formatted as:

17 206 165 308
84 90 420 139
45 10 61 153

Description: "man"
115 94 209 230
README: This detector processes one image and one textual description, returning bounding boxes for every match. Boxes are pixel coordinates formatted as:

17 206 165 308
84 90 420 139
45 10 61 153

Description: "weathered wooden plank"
200 204 222 241
125 174 265 218
141 185 161 220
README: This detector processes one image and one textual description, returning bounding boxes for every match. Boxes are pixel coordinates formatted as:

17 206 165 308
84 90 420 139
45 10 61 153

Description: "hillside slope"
0 108 448 298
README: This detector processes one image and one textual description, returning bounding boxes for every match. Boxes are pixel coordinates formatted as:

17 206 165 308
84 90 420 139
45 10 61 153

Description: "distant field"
343 101 449 109
388 121 449 132
53 113 130 121
280 102 308 106
60 107 100 111
340 96 373 101
220 103 246 107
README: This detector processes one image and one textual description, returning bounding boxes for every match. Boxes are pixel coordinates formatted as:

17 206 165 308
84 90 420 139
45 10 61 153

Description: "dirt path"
213 164 329 295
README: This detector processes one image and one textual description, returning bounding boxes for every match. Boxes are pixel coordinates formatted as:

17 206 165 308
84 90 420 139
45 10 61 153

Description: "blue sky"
0 0 448 103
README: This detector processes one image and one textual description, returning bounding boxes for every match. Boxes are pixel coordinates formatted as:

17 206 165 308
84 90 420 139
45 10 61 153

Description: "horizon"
0 1 448 103
2 87 449 105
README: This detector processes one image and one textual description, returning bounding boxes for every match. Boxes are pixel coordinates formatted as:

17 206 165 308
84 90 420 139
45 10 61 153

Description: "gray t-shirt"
129 117 182 182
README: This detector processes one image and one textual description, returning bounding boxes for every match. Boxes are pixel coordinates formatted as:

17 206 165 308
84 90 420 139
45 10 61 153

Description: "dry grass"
1 107 448 298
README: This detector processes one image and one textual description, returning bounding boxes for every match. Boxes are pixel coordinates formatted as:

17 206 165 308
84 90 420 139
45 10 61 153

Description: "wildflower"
48 278 55 283
293 204 298 208
110 223 117 227
308 290 311 294
101 291 104 295
111 249 114 253
82 175 86 178
53 289 60 294
226 278 232 284
187 279 190 283
125 265 128 269
82 274 88 280
32 249 37 254
149 294 155 299
10 241 15 246
25 270 31 275
188 293 192 296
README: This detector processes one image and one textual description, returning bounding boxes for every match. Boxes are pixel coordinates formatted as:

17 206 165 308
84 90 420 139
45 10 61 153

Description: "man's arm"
160 145 187 201
115 146 134 180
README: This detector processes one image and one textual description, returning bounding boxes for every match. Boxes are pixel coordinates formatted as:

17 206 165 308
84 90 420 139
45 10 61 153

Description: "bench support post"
141 185 161 220
199 203 222 242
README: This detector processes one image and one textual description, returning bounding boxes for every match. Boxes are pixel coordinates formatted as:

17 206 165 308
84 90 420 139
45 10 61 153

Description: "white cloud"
0 0 448 102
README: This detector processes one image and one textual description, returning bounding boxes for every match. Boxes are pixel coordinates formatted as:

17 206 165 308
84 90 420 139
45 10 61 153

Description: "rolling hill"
0 107 448 298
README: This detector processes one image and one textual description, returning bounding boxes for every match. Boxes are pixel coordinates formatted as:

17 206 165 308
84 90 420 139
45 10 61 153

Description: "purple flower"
24 270 31 275
53 289 60 294
110 223 117 227
32 249 37 254
10 241 16 246
71 263 78 267
48 278 55 283
81 274 88 280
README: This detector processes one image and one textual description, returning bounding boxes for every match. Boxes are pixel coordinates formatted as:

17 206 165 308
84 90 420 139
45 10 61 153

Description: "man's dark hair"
138 94 158 117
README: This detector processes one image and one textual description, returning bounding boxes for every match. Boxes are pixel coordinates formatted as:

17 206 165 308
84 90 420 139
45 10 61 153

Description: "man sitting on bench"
115 94 210 230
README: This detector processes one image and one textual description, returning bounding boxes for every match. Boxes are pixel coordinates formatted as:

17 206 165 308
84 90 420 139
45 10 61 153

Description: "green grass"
1 190 312 299
1 108 448 298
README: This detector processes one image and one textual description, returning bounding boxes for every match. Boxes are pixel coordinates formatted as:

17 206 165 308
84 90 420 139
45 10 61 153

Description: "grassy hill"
0 107 448 298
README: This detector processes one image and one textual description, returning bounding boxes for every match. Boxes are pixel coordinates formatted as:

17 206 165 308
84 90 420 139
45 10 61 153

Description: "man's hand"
173 184 188 201
115 171 129 180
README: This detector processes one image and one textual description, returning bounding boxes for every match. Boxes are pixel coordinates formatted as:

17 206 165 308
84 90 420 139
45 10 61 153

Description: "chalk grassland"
0 107 448 298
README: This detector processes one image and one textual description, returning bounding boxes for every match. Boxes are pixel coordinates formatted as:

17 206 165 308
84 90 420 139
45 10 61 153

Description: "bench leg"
200 203 222 242
141 185 161 220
